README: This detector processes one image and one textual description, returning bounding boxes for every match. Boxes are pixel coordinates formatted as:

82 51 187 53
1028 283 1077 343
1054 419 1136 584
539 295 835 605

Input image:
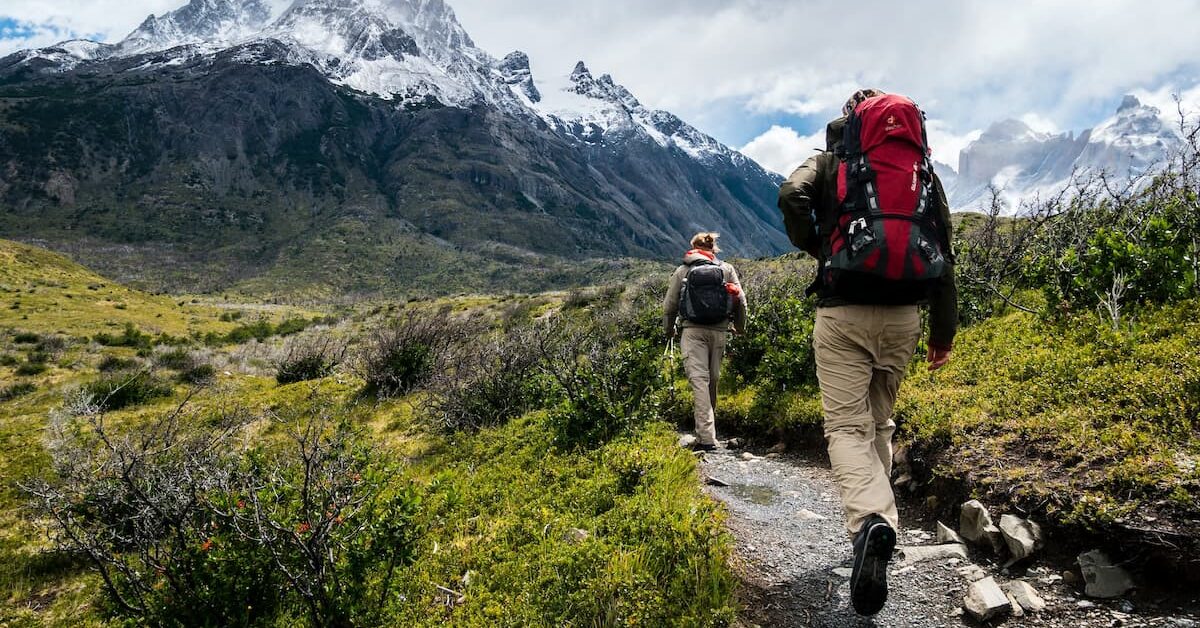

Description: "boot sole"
850 520 896 616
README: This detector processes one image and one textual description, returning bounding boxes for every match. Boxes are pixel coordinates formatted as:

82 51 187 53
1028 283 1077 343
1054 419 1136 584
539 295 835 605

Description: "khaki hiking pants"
813 304 921 536
681 327 727 446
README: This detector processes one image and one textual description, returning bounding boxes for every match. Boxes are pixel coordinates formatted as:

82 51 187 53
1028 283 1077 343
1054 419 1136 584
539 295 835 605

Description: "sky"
2 0 1199 176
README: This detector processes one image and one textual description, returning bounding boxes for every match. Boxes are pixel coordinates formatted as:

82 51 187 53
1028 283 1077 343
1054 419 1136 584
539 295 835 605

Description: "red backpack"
825 94 947 292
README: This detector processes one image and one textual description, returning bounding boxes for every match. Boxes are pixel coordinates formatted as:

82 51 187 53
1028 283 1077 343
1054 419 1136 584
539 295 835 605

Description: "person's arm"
725 264 748 333
778 153 832 258
927 174 958 370
663 267 684 339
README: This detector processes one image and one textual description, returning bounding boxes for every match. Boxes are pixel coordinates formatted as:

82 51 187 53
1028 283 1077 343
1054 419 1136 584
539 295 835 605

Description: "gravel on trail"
697 445 1200 628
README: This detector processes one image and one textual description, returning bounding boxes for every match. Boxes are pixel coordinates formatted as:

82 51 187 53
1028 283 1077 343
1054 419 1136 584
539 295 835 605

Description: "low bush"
80 371 174 411
538 317 675 448
26 400 422 627
97 354 139 372
0 353 20 366
355 313 470 398
15 361 48 377
94 323 152 350
178 363 217 385
12 331 39 344
427 327 549 432
153 347 196 371
275 335 347 385
0 382 36 401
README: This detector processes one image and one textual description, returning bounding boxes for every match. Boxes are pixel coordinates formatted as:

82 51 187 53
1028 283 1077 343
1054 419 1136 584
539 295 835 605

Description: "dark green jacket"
777 117 958 350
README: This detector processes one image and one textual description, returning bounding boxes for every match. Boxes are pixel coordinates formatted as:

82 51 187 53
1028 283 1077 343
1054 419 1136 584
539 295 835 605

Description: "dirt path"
697 444 1200 628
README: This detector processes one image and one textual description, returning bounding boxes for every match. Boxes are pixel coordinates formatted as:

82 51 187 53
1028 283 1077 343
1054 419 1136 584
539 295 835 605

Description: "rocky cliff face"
949 96 1182 211
0 0 788 294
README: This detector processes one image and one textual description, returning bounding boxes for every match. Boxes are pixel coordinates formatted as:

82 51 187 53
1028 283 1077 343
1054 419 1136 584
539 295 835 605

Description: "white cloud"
1130 83 1200 130
740 125 827 176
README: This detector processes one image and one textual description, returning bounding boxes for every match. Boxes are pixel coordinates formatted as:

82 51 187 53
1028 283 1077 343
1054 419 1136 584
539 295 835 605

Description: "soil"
697 444 1200 628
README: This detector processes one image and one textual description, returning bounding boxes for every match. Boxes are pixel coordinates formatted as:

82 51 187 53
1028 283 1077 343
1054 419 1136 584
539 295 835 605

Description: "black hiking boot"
850 514 896 616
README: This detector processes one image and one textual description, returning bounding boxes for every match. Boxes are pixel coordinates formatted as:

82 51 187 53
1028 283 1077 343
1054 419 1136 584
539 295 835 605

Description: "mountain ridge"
0 0 789 296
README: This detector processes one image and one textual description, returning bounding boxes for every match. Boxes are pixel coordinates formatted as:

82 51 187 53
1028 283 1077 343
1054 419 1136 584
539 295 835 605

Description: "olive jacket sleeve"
927 174 958 351
777 152 836 258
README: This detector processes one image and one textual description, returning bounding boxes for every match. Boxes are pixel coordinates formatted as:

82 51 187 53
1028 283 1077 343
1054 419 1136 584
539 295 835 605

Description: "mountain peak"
571 61 590 79
498 51 540 103
1118 94 1142 113
118 0 283 55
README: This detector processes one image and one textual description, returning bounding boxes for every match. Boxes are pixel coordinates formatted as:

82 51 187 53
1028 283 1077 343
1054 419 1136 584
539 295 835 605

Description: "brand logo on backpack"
680 261 733 325
828 94 948 296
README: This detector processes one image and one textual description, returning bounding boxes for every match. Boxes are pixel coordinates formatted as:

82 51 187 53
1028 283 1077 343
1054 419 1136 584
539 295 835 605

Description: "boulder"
963 577 1011 622
999 514 1043 560
936 521 966 545
740 452 756 461
897 544 969 565
1005 581 1047 613
1078 550 1135 599
960 500 1004 552
725 437 745 449
565 528 590 544
767 442 788 454
678 434 698 449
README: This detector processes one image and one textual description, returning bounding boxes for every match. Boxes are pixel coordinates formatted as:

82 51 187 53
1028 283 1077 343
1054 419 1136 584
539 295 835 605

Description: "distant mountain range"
943 95 1182 211
0 0 788 296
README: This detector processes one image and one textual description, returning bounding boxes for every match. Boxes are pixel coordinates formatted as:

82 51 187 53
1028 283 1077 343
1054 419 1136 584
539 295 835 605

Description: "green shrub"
154 347 196 371
94 323 152 349
355 313 468 398
539 318 674 448
81 371 174 411
428 327 550 432
178 363 216 385
12 331 39 344
15 361 48 377
0 382 36 401
0 353 19 366
97 354 139 372
275 336 346 385
28 401 424 627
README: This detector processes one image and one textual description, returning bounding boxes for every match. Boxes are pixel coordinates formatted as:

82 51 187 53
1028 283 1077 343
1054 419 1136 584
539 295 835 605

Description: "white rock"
1007 592 1025 617
1006 581 1047 613
740 452 756 461
963 576 1011 622
1078 550 1135 599
897 544 969 565
999 514 1043 561
678 434 698 449
832 567 853 578
936 521 966 545
565 528 590 543
960 500 1004 552
796 509 826 522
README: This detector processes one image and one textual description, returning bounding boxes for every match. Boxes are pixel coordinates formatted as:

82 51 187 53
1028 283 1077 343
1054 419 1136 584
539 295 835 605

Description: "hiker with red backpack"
663 232 748 452
778 89 958 616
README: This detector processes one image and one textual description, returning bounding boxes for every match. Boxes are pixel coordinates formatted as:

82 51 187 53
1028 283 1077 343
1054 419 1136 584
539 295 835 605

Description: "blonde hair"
690 232 721 253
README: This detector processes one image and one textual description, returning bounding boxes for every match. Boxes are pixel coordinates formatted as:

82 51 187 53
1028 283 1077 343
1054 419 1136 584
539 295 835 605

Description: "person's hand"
927 346 951 372
665 327 676 342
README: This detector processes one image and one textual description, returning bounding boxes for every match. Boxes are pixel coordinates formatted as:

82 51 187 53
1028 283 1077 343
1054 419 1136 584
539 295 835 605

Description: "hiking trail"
697 445 1200 628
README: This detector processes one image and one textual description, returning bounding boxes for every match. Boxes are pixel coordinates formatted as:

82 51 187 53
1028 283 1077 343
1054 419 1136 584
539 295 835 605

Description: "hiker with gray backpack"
663 232 748 452
778 89 958 616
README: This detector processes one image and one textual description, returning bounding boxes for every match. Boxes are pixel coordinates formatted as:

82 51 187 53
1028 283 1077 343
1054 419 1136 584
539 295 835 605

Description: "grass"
894 301 1200 531
0 243 737 625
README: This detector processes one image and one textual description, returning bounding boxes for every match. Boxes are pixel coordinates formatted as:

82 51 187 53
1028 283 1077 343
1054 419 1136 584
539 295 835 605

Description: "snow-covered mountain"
947 96 1182 211
0 0 788 294
10 0 742 166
